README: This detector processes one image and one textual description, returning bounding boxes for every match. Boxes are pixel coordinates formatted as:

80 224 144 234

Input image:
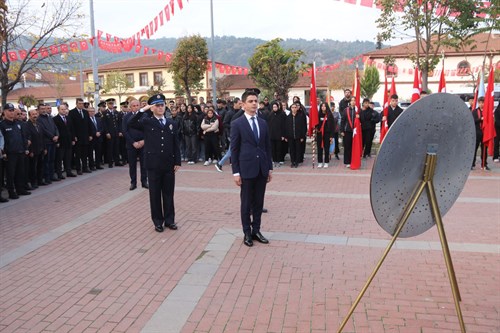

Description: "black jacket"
25 121 45 155
387 105 404 128
267 110 286 140
68 108 92 145
340 107 357 133
53 114 74 148
316 110 335 137
359 107 378 131
285 112 307 140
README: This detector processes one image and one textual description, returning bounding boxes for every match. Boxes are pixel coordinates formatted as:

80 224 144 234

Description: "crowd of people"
1 90 499 202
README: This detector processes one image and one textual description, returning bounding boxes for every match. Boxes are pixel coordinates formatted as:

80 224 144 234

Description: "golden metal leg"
337 153 466 332
427 179 466 332
336 180 427 333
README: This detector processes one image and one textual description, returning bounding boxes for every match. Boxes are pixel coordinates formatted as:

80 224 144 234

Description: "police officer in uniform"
103 98 123 167
129 94 181 232
0 103 31 199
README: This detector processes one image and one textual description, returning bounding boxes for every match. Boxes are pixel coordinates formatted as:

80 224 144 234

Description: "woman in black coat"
315 102 335 168
267 102 286 167
285 103 307 168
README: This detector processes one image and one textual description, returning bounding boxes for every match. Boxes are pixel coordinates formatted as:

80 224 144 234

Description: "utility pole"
210 0 217 105
89 0 99 106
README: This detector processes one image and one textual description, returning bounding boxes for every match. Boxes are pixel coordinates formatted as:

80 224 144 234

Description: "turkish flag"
40 47 49 58
177 0 184 10
170 0 175 14
438 69 446 93
159 11 164 25
80 41 89 51
69 42 78 51
8 51 18 61
164 5 171 21
18 50 28 59
411 67 420 102
308 62 319 136
157 51 164 60
379 73 389 143
50 45 59 55
30 48 38 59
350 112 363 170
143 47 149 55
135 45 142 53
1 53 6 63
482 65 496 157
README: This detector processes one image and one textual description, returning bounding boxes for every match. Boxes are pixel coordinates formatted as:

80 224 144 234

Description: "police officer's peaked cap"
148 94 166 105
97 101 106 107
105 98 116 103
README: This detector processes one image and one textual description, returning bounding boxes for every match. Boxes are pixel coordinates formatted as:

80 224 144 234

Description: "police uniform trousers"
5 152 26 193
106 135 120 166
147 166 175 227
240 169 267 235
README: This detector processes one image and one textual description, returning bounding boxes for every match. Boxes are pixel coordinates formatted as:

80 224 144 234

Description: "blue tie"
159 118 165 127
251 116 259 142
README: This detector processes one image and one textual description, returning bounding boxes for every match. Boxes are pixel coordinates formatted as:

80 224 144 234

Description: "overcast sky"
83 0 390 43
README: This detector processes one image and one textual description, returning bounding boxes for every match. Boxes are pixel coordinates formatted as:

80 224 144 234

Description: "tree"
212 76 232 98
168 35 208 103
101 71 133 103
376 0 479 91
147 77 166 97
18 94 38 107
360 66 380 99
248 38 308 102
0 0 82 106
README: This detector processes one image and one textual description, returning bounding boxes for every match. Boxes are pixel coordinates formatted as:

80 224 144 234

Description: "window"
457 61 471 76
98 75 104 87
153 71 163 85
126 73 134 85
139 72 148 86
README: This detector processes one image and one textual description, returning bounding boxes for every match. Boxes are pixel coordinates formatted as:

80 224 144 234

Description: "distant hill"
95 36 378 67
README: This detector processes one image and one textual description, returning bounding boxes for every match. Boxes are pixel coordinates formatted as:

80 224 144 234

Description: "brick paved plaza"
1 155 499 333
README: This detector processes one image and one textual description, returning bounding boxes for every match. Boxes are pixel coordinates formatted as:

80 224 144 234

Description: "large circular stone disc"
370 93 476 238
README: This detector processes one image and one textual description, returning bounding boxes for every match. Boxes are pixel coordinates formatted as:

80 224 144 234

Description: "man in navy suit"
231 88 273 247
129 94 181 233
68 98 93 174
88 106 104 170
123 99 147 190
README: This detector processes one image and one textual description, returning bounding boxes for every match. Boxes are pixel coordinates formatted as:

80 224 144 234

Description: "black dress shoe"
9 192 19 199
18 190 31 196
96 166 104 170
51 177 61 182
155 225 164 232
335 154 340 160
252 231 269 244
108 164 113 168
262 208 268 213
0 196 8 203
83 169 92 173
77 170 83 175
115 162 124 167
58 175 66 180
165 223 178 230
142 183 149 189
243 234 253 247
129 184 137 191
66 173 77 177
39 181 49 186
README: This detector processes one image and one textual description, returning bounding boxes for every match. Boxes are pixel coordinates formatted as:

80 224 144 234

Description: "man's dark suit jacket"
68 108 92 145
230 114 273 179
53 114 74 148
123 112 145 150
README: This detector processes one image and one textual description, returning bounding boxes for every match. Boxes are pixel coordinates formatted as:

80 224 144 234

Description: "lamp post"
89 0 99 106
210 0 217 105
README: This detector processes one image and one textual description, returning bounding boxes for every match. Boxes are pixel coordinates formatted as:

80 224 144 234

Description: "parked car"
399 101 411 110
372 101 383 113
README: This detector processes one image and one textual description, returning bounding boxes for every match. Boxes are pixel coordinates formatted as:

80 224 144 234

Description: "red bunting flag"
106 33 111 41
411 66 420 102
158 51 164 60
30 48 38 59
154 17 158 32
149 21 154 36
165 53 172 62
1 53 6 63
164 5 171 21
177 0 184 10
80 40 89 51
69 42 78 51
8 51 18 61
50 45 59 55
18 50 28 59
40 47 49 58
482 65 496 158
159 11 164 25
135 45 142 53
143 47 149 55
170 0 175 14
145 25 150 39
308 62 319 136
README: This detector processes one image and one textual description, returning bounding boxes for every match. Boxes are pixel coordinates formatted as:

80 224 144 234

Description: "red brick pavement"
0 157 499 332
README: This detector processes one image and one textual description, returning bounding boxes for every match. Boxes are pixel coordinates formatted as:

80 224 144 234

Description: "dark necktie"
159 118 165 127
79 109 83 119
62 115 66 124
251 116 259 142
